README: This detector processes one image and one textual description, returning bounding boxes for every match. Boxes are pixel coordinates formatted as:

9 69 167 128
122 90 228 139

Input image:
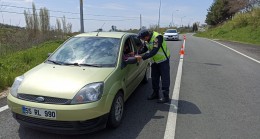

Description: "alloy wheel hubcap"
115 96 123 121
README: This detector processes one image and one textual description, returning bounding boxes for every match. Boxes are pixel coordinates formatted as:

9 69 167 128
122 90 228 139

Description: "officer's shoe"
147 92 159 100
157 97 170 103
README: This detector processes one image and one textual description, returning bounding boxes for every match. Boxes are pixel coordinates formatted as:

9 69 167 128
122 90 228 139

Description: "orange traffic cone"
179 48 185 55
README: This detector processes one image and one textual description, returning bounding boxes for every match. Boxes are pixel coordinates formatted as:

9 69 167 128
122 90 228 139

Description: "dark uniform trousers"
151 59 170 98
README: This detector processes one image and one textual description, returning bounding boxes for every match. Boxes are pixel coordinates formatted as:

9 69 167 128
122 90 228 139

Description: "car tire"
142 65 150 84
107 92 124 128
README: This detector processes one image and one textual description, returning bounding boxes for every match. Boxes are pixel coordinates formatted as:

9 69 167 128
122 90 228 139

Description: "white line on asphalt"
164 39 185 139
0 105 9 113
209 39 260 64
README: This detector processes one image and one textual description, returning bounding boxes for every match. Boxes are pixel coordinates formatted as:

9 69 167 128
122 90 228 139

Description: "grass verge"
0 40 64 91
195 8 260 45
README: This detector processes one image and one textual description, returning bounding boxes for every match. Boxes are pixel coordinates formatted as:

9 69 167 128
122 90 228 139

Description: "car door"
121 36 140 98
131 35 148 83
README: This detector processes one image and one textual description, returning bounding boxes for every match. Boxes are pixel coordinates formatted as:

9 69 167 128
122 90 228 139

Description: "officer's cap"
137 29 150 39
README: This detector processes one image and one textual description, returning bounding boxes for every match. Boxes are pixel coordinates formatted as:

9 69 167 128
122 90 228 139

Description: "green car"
7 32 150 134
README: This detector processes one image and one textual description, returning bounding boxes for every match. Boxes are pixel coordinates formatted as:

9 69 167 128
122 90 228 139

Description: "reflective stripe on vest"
147 31 170 63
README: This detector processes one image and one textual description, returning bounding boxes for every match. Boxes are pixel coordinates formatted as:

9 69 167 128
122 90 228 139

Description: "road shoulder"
215 40 260 61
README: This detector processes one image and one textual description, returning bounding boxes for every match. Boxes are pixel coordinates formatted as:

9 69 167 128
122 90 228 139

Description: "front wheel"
107 92 124 128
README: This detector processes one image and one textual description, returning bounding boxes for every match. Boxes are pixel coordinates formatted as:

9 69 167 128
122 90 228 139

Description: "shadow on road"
177 100 201 114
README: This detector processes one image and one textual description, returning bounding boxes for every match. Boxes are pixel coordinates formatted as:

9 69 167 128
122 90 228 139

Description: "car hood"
19 63 115 99
164 33 178 36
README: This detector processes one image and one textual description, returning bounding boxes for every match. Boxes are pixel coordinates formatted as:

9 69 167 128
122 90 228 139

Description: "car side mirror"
124 57 137 64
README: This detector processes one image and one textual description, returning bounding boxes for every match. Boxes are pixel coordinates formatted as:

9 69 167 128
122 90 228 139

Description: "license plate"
22 106 56 119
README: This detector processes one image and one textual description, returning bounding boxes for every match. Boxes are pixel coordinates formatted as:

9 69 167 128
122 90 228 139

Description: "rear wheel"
107 92 124 128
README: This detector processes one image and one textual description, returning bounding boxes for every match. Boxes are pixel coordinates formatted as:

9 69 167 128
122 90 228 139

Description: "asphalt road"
176 35 260 139
0 34 259 139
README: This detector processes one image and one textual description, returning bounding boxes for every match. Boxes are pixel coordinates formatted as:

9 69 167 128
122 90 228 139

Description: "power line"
1 4 79 14
0 4 139 19
0 10 138 21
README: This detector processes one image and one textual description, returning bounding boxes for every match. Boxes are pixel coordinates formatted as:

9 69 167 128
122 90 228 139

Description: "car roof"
75 32 135 38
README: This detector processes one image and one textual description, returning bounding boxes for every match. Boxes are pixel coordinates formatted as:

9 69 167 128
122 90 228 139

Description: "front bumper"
164 36 179 40
7 94 114 134
12 112 108 134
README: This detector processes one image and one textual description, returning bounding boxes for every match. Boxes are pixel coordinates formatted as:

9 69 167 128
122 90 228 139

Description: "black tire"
107 92 124 128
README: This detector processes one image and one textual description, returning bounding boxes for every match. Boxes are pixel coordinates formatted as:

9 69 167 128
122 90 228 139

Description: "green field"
0 40 64 91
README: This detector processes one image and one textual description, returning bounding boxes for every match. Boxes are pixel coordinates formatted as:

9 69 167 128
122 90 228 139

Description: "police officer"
136 29 170 103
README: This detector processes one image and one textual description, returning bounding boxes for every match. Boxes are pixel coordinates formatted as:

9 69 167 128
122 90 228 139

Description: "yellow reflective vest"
147 31 170 63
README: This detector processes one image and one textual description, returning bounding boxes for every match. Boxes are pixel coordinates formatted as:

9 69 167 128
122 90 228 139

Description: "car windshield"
47 37 120 67
166 30 177 33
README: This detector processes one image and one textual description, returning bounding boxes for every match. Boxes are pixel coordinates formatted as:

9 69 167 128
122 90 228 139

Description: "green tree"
206 0 260 26
205 0 230 25
39 7 50 36
192 22 198 32
32 3 38 36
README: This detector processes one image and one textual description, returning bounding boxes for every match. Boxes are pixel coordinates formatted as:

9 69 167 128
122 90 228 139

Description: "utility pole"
171 13 173 27
172 10 179 27
181 16 186 27
158 0 161 32
80 0 84 33
140 14 142 30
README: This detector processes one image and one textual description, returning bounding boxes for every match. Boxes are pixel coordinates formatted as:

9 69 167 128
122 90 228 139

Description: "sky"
0 0 213 32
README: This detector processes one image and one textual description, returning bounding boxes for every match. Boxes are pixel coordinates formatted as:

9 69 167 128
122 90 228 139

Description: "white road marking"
164 39 185 139
209 39 260 64
0 105 9 113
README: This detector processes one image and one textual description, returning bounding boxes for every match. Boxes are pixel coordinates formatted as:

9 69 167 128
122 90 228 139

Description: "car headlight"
10 75 24 98
71 82 104 104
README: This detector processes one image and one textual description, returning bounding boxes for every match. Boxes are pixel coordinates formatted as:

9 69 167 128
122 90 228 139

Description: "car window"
48 37 120 67
131 35 143 53
166 30 177 33
122 37 135 61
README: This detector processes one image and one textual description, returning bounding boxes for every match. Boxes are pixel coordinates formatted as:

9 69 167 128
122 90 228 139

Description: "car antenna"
96 23 106 36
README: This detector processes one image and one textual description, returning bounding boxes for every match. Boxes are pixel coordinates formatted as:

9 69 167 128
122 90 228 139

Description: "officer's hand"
135 55 142 62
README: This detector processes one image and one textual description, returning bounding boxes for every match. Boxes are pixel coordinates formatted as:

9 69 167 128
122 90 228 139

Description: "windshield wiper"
63 63 102 67
47 60 62 65
79 63 102 67
63 63 80 66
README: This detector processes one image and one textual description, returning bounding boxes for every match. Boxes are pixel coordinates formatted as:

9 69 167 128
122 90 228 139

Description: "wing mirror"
124 57 137 64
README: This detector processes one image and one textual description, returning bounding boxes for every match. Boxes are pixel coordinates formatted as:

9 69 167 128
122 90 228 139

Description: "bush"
230 8 260 29
231 13 249 29
250 8 260 28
